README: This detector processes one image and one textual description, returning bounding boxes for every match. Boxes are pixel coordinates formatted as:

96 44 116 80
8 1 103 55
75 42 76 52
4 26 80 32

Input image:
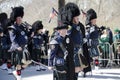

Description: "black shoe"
41 68 46 71
36 69 41 71
83 73 86 77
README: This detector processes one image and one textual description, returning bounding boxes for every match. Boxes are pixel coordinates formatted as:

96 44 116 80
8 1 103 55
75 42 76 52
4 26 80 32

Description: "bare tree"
58 0 65 12
58 0 65 24
98 0 102 16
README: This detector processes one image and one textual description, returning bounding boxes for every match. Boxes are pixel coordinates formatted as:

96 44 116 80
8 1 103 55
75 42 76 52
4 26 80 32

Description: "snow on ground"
0 65 120 80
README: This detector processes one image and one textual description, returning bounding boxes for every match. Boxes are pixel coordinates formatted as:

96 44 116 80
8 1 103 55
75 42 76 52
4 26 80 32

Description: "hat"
10 6 24 22
0 13 8 24
56 25 68 30
32 20 43 31
56 22 68 30
59 2 80 24
85 9 97 25
65 3 80 17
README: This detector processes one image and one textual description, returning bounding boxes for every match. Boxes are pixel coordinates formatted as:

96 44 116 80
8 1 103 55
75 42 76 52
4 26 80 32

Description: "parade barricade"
96 42 120 68
97 42 111 68
111 42 120 66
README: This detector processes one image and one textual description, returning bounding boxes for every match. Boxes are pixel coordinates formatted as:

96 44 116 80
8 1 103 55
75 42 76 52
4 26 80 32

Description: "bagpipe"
77 46 88 69
21 22 32 29
22 45 32 65
31 60 66 73
21 21 33 38
98 26 106 35
41 44 47 57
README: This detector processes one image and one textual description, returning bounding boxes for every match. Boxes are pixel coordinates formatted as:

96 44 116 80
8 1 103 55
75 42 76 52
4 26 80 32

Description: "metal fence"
111 42 120 66
95 42 120 68
97 42 111 67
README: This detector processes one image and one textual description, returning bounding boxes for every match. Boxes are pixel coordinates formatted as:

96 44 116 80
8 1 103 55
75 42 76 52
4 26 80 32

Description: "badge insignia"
66 38 70 44
56 59 61 64
25 36 28 39
21 31 25 35
76 26 80 31
38 36 41 39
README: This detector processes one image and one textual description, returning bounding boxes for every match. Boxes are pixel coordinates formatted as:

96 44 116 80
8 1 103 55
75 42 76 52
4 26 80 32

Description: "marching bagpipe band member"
85 8 104 73
48 22 75 80
82 8 107 74
32 20 46 71
0 13 13 74
42 29 50 65
0 26 12 74
60 2 90 79
85 9 101 58
21 21 34 66
8 6 30 80
0 13 7 69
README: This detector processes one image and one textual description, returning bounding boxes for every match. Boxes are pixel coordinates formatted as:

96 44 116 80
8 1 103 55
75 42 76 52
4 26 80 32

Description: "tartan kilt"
32 49 42 62
89 46 99 57
11 50 23 66
74 49 88 69
74 52 81 67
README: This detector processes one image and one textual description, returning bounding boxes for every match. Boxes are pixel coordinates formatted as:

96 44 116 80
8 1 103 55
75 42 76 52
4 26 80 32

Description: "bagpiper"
60 2 90 79
85 9 100 57
0 13 13 74
8 6 29 80
32 20 46 71
48 23 75 80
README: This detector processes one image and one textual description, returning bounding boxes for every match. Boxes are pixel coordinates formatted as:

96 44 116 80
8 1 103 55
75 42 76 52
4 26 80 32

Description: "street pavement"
0 65 120 80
